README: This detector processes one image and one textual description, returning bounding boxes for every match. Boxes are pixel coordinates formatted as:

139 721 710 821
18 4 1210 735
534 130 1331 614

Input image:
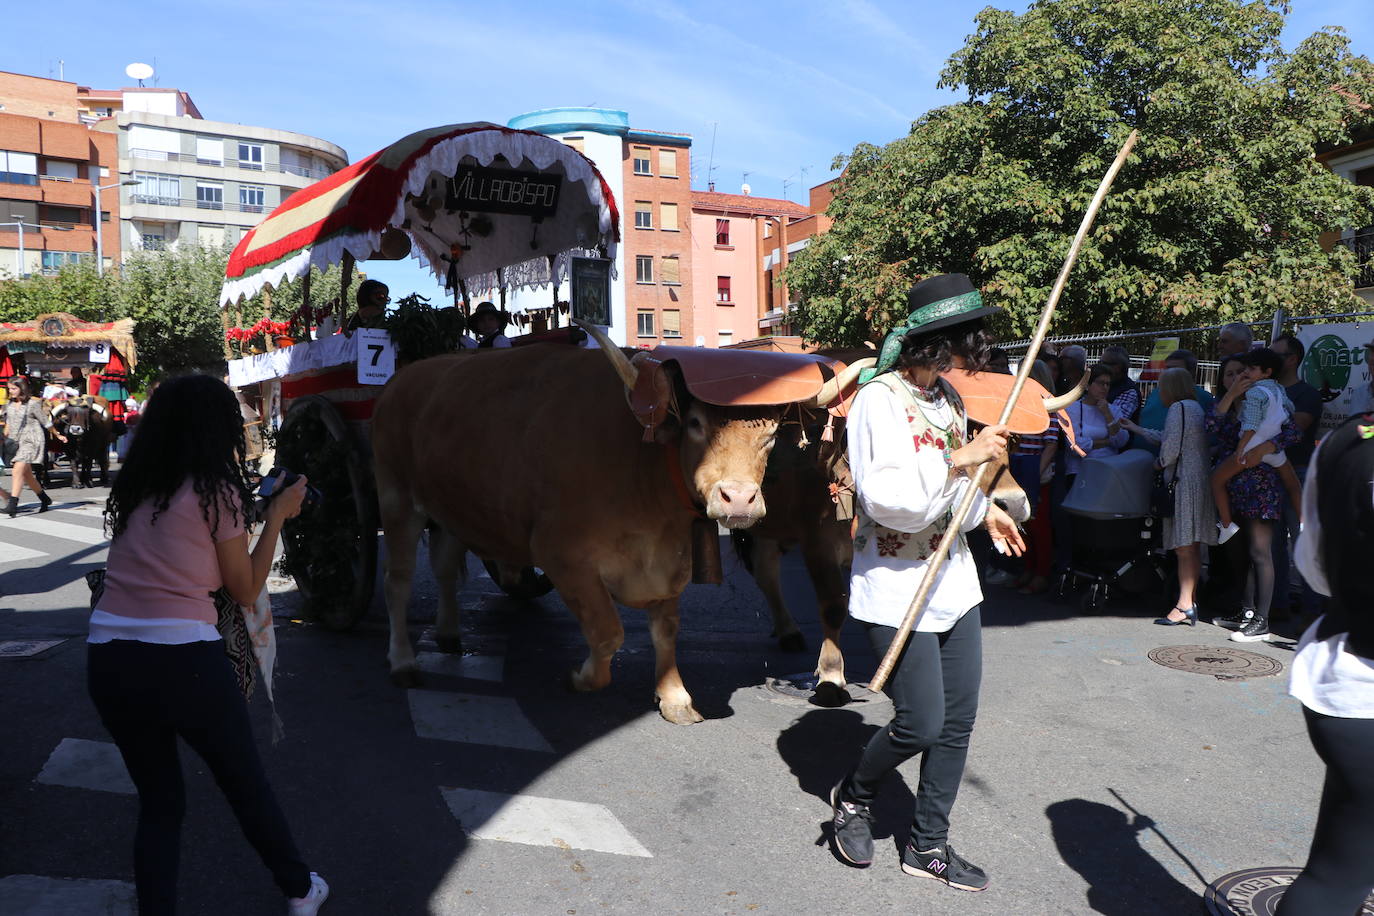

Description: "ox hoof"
811 681 851 708
435 634 463 655
657 698 705 725
778 631 807 653
389 667 423 689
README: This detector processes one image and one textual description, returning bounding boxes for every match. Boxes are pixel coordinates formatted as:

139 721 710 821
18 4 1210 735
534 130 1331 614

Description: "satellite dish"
125 62 153 85
740 183 752 196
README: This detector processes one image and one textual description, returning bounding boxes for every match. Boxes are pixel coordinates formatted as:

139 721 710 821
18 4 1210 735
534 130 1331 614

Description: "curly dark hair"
897 318 991 376
104 374 253 540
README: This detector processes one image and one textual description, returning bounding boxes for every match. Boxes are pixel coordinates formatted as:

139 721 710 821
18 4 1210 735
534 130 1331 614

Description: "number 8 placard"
355 328 396 385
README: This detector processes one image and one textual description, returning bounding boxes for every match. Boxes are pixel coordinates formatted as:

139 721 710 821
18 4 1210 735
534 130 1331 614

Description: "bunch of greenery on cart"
382 293 470 364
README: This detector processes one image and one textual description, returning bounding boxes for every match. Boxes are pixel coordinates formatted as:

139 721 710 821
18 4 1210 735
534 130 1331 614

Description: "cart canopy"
221 123 620 307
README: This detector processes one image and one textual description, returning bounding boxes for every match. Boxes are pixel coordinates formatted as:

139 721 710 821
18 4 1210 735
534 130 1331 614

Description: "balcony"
129 193 267 216
1343 229 1374 289
127 148 335 180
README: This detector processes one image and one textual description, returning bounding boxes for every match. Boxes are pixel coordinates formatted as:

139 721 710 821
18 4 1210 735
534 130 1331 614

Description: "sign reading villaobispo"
1298 322 1372 432
446 166 563 218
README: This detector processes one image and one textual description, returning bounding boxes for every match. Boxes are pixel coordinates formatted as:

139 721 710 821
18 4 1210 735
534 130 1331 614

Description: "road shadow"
775 708 916 863
1046 797 1202 914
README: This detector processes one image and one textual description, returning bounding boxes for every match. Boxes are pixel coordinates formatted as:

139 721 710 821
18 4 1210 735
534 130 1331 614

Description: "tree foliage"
0 244 347 383
787 0 1374 345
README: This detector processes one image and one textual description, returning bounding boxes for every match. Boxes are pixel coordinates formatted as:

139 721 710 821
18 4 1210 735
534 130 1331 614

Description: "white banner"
227 333 358 388
1296 322 1373 433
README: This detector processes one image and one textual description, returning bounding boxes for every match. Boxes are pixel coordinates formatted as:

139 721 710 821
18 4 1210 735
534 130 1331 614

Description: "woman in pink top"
87 375 329 916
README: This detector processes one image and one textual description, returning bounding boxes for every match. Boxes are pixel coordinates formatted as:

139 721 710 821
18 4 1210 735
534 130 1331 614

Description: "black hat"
862 273 1001 383
470 301 509 330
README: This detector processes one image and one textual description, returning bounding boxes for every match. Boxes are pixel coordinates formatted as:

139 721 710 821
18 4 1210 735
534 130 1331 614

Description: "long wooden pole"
869 129 1138 693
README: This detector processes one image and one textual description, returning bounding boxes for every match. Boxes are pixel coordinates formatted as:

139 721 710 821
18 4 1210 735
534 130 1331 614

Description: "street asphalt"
0 474 1329 915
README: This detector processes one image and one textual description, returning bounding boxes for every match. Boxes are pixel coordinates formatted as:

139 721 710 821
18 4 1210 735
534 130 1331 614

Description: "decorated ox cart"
221 122 622 628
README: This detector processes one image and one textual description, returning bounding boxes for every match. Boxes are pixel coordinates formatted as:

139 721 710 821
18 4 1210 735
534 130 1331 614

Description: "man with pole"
829 132 1138 891
828 274 1022 891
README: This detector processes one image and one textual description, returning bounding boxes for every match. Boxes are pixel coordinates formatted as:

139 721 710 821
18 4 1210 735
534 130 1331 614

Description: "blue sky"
3 0 1371 299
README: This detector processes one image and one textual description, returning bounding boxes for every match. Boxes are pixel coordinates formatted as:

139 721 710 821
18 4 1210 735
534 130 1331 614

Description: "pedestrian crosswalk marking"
440 787 652 857
7 515 108 546
416 651 505 682
36 738 135 795
0 874 136 915
408 690 554 752
0 541 50 563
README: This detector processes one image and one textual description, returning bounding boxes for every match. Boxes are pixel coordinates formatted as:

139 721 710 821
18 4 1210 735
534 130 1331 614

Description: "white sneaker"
288 873 329 915
1216 522 1240 545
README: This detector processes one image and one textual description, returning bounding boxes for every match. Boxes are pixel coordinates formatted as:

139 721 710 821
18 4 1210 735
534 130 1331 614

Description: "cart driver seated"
345 279 390 332
469 302 512 349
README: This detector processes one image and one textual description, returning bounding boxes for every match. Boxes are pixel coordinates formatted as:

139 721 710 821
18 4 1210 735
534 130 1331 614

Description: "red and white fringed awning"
220 122 620 307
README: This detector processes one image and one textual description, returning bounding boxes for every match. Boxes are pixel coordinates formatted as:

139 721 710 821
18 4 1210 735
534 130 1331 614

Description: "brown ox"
371 336 866 724
48 396 113 488
735 358 1084 701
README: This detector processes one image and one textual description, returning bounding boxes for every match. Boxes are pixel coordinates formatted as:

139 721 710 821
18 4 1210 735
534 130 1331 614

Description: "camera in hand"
257 467 323 512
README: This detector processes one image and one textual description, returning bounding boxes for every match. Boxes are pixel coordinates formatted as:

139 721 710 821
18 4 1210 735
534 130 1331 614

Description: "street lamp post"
2 218 73 279
94 179 139 277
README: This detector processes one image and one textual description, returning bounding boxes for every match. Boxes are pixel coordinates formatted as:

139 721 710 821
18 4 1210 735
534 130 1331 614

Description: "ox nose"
711 480 764 528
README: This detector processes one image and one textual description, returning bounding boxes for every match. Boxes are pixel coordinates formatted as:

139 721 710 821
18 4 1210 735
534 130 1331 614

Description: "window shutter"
658 149 677 177
661 256 680 284
662 310 682 336
660 202 678 231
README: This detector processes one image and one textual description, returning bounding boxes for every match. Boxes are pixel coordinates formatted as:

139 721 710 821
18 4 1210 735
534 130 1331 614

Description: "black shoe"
829 780 873 867
1230 616 1271 643
37 491 51 513
3 496 16 518
901 843 989 892
1212 610 1250 631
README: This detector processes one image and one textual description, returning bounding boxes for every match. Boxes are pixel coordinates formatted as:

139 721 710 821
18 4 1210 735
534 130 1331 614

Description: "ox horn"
1042 374 1087 413
805 358 875 408
573 319 639 390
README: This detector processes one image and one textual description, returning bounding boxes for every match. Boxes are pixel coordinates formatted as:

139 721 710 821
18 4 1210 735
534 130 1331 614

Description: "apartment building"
0 71 120 277
506 108 693 347
1318 124 1374 305
89 88 347 254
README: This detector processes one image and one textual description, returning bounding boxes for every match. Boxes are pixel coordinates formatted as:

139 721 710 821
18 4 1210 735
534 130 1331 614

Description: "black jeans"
88 640 310 915
1276 706 1374 915
848 607 982 850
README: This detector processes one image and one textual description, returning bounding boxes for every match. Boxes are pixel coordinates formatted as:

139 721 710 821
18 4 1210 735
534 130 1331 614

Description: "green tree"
787 0 1374 345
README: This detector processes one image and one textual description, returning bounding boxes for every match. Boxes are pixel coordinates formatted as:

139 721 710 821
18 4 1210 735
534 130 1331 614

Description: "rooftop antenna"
125 61 154 87
706 121 718 192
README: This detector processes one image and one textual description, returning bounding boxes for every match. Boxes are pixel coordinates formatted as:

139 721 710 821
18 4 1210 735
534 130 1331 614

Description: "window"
563 136 585 155
716 218 731 247
662 309 682 338
196 137 223 165
660 201 678 231
636 311 656 337
717 276 732 303
198 224 227 247
239 185 265 213
634 201 653 229
718 330 734 347
632 146 651 176
762 220 772 239
658 149 677 178
128 125 180 159
0 149 39 186
196 183 224 210
42 205 81 226
40 251 83 273
238 143 264 170
141 232 166 250
635 255 654 284
661 256 681 285
132 172 181 206
43 160 78 180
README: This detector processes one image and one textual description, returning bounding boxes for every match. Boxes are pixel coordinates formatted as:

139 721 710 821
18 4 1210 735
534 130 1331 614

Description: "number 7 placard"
355 328 396 385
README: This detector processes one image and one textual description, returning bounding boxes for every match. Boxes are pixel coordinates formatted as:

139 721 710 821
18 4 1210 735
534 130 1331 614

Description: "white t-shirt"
847 377 987 632
1289 437 1374 718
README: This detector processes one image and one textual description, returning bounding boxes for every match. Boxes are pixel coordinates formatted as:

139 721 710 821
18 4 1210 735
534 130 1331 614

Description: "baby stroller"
1060 449 1168 613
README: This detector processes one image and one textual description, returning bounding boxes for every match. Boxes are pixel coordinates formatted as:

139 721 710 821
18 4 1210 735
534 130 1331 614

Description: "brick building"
506 108 693 347
0 71 121 278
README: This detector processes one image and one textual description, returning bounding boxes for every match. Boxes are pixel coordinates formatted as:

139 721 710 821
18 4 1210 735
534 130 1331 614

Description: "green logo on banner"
1302 334 1359 391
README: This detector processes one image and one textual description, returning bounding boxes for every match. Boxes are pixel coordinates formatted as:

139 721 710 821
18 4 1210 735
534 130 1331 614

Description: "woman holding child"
1206 352 1302 644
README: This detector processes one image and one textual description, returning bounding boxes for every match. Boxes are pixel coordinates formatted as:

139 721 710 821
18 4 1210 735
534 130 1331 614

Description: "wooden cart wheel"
481 559 555 601
275 395 377 630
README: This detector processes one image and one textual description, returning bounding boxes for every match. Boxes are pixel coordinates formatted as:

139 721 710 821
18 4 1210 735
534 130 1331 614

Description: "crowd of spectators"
986 321 1371 644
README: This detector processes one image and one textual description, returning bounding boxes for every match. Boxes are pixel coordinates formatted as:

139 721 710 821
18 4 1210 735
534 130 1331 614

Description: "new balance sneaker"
902 843 989 892
1212 609 1252 631
1230 616 1271 643
287 873 329 915
829 780 873 867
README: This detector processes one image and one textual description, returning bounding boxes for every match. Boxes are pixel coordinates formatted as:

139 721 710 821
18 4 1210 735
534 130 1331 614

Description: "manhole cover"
1205 866 1374 915
1148 645 1283 680
0 639 66 658
763 673 874 707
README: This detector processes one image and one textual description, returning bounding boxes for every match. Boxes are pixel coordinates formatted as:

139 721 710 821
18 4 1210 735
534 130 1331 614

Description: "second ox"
49 396 113 489
370 330 868 724
734 356 1084 701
